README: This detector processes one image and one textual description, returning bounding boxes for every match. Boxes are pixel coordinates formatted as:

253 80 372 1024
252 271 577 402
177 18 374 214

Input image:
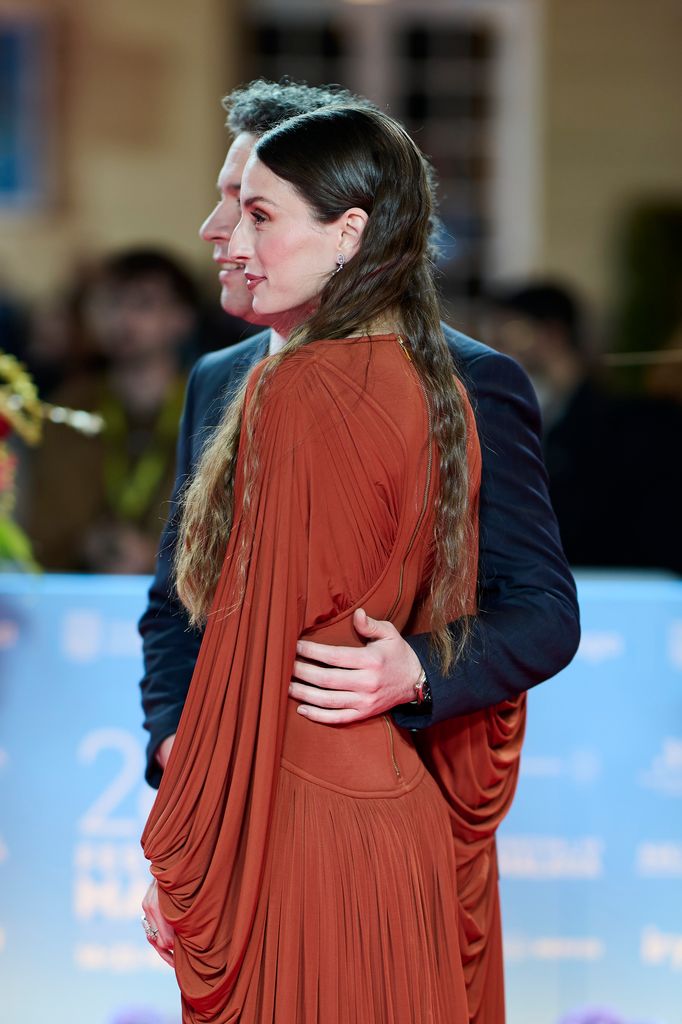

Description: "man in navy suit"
139 80 580 790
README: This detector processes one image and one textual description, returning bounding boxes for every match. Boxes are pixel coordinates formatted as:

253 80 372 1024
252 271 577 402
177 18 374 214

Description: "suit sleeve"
138 359 204 788
394 349 580 729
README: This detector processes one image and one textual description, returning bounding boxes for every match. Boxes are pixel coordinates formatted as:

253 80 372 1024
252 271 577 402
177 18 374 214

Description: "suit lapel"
233 332 270 380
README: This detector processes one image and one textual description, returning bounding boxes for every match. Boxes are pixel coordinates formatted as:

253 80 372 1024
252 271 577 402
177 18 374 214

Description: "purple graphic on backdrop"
110 1008 176 1024
558 1009 660 1024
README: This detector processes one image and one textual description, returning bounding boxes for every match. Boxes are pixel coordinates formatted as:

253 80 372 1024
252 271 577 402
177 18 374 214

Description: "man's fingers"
289 681 363 710
292 658 370 690
352 608 397 640
296 612 398 668
295 639 368 669
297 705 362 725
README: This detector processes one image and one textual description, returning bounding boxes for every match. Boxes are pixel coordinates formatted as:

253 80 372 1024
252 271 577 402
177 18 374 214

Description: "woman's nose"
227 216 251 262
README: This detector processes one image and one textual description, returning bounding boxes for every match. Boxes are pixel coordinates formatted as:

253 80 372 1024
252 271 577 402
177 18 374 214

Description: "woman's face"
228 155 361 326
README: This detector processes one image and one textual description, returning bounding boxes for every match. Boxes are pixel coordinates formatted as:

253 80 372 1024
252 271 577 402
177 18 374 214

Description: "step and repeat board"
0 574 680 1024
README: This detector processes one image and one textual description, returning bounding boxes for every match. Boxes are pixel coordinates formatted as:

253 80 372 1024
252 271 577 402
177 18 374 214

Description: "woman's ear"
338 208 369 259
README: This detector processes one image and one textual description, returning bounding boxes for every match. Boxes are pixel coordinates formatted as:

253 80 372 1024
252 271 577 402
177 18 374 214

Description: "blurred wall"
0 0 238 300
541 0 682 307
1 0 681 311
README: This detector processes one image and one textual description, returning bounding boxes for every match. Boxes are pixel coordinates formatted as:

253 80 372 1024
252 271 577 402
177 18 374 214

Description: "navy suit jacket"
139 326 580 787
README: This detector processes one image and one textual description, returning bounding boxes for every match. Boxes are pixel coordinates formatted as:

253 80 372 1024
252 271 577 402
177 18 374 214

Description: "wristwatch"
411 666 432 708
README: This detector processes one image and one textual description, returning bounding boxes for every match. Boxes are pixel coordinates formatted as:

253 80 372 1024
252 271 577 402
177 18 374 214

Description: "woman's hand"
141 877 175 967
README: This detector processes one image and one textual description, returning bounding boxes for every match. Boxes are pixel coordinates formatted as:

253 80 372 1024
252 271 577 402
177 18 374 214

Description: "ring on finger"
141 914 159 940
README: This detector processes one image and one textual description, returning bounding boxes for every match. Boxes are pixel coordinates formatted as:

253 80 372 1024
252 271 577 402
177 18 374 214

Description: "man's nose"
199 203 230 243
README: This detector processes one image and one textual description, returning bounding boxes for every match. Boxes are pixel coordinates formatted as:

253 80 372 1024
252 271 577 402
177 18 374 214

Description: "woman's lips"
245 275 265 290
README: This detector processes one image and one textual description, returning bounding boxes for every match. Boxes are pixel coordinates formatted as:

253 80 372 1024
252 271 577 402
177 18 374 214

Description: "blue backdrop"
0 574 680 1024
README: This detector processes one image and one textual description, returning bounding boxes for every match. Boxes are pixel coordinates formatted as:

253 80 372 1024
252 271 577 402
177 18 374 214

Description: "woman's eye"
251 211 267 225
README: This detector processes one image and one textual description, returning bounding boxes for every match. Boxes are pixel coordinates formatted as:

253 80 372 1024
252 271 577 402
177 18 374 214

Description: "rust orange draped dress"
141 334 525 1024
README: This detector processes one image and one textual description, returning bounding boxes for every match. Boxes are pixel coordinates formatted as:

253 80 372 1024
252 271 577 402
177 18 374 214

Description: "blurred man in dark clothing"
487 281 682 573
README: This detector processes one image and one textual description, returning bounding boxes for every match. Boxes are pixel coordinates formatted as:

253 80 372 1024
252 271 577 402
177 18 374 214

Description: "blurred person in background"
486 280 682 572
645 316 682 404
1 259 105 399
21 248 199 573
643 327 679 407
612 200 682 403
23 291 88 398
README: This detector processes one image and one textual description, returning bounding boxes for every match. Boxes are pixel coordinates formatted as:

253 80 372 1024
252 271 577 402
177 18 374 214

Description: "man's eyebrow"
217 181 242 194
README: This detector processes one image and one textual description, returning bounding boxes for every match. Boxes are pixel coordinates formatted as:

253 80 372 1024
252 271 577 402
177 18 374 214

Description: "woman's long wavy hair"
175 106 475 673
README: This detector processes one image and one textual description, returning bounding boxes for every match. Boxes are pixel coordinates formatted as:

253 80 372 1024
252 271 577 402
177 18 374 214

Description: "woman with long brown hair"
141 105 521 1023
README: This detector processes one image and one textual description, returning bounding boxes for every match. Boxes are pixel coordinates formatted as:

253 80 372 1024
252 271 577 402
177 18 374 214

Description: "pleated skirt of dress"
230 726 470 1024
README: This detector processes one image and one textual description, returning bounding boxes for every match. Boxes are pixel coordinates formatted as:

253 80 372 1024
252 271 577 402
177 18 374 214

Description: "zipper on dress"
380 336 434 784
382 715 402 779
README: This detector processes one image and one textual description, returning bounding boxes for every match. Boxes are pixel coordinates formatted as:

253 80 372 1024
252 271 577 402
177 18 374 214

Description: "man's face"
199 131 262 322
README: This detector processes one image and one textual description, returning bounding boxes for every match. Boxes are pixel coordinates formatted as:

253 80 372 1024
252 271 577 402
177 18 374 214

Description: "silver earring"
334 252 345 274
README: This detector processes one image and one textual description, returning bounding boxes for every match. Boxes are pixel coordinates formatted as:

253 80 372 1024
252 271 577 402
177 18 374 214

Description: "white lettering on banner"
636 841 682 877
74 730 156 957
77 729 145 838
639 738 682 797
62 611 142 663
63 610 104 662
74 842 150 920
504 933 604 962
74 942 167 973
577 631 625 664
0 619 18 650
668 621 682 670
521 750 601 784
640 926 682 970
498 836 604 878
